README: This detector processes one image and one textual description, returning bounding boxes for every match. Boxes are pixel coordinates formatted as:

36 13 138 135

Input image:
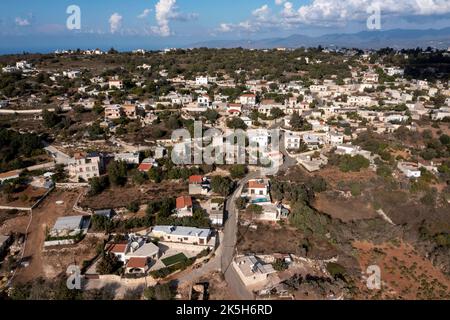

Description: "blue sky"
1 0 450 52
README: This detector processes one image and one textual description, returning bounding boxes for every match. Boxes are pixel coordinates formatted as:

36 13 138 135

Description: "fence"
44 239 76 247
55 183 89 189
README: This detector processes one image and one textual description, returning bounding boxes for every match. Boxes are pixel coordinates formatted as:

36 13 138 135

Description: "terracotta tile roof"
138 163 153 172
126 257 148 269
0 170 22 179
176 196 193 209
74 152 87 160
248 180 266 189
189 175 203 184
108 243 128 254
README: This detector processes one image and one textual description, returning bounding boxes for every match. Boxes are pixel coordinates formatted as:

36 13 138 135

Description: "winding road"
220 129 298 299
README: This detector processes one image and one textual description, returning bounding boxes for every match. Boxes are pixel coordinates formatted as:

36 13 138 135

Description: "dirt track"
0 189 86 283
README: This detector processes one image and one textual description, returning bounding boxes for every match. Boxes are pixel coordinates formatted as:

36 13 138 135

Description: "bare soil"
314 193 378 222
80 182 188 210
0 189 92 284
0 186 48 208
353 240 450 300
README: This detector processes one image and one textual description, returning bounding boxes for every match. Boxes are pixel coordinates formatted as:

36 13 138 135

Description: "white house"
114 152 140 165
104 105 122 120
151 226 213 247
175 196 194 218
348 95 374 107
109 78 124 90
240 94 257 106
248 129 270 149
63 70 81 79
197 94 211 107
196 76 209 86
67 152 104 182
247 179 270 198
326 132 344 146
232 255 277 288
284 132 302 149
385 67 404 77
398 162 422 179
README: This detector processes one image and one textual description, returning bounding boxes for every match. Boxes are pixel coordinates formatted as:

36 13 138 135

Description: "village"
0 46 449 300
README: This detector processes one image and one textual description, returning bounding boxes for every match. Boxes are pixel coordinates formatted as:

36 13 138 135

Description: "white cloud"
219 23 232 32
284 0 450 26
151 0 177 37
138 9 151 19
150 0 198 36
15 17 30 27
218 0 450 33
253 5 270 19
109 13 123 34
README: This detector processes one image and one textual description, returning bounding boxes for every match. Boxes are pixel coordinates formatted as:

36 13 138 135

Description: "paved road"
109 137 152 153
220 129 299 300
221 169 261 300
43 143 72 165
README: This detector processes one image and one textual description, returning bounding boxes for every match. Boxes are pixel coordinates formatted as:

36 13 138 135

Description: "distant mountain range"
188 28 450 50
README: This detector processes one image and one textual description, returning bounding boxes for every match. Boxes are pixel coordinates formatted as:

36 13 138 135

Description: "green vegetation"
0 128 43 173
290 112 312 131
107 160 128 186
326 262 347 280
272 259 289 272
89 176 109 195
161 253 188 267
336 155 370 172
229 164 248 179
96 252 123 275
144 283 175 300
247 204 263 215
211 176 235 196
226 117 247 130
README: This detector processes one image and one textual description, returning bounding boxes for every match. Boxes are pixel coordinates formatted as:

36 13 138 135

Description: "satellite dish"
131 242 140 251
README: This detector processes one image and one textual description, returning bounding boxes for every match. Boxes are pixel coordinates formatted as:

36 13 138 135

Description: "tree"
235 197 248 210
42 110 61 128
96 252 122 275
440 134 450 145
272 259 289 272
159 198 176 218
229 164 248 179
89 176 109 195
107 161 128 186
226 117 247 130
143 283 173 300
247 204 263 215
131 170 147 185
148 167 163 183
290 112 311 131
270 107 285 119
202 109 219 123
91 215 112 232
211 176 234 196
338 155 370 172
127 201 140 213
